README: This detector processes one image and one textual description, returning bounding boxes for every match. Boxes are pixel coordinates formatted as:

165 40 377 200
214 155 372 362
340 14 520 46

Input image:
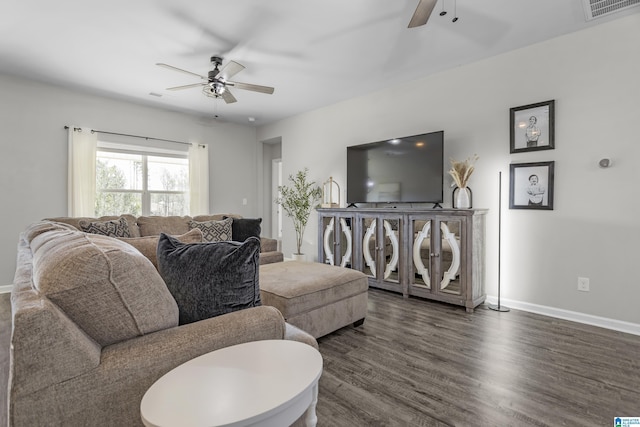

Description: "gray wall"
0 74 258 285
257 14 640 325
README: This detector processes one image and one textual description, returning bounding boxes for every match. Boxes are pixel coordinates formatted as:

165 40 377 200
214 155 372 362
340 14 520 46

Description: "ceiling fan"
408 0 438 28
156 56 275 104
408 0 459 28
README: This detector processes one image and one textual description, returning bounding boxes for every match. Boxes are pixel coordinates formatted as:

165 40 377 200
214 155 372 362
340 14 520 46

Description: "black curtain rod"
64 126 191 146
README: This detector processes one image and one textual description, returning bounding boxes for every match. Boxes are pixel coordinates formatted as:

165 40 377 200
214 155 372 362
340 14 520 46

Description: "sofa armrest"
9 306 288 427
259 251 284 265
285 323 319 350
260 236 278 253
10 294 101 398
103 305 286 363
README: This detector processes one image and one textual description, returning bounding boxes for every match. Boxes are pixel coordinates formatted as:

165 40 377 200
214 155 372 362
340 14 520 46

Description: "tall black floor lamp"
489 171 510 312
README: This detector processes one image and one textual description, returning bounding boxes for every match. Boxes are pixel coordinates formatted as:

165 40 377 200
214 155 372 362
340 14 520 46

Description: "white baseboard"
485 296 640 336
0 284 12 294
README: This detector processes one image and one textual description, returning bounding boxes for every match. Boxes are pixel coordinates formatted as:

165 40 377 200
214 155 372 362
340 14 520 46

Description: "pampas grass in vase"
449 154 478 208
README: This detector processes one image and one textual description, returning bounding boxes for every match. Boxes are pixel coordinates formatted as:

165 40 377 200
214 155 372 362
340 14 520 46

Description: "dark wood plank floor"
2 290 639 427
315 289 640 427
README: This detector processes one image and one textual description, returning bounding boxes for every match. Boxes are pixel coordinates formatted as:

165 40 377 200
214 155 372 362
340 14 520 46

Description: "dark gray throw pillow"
156 233 261 325
224 217 262 242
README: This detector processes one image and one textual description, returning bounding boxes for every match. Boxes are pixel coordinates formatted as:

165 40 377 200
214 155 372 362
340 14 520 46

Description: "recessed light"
248 117 256 123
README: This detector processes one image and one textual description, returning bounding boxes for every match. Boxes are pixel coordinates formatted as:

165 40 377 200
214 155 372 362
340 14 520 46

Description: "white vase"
291 253 306 262
455 187 471 209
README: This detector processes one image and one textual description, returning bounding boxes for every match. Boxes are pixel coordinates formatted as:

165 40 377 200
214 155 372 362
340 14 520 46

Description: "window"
68 127 208 218
95 148 189 217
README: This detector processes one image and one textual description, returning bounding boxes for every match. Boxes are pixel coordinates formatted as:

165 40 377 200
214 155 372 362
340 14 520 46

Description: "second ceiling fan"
408 0 458 28
408 0 438 28
157 56 274 104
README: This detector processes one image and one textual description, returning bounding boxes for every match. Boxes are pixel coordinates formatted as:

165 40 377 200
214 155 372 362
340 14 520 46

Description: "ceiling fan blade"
156 63 206 80
408 0 438 28
228 81 275 94
221 88 237 104
218 60 245 80
166 82 206 91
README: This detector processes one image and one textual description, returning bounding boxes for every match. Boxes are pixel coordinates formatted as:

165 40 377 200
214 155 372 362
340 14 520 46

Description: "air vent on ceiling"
583 0 640 20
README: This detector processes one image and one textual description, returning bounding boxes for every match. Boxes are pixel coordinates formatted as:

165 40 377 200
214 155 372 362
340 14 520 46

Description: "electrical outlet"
577 277 590 292
242 198 248 206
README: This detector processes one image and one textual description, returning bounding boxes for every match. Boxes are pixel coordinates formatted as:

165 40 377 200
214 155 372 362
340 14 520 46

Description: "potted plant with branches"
276 168 322 260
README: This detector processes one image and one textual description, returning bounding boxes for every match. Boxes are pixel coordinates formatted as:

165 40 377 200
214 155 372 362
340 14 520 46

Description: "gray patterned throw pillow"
78 217 132 238
188 218 233 242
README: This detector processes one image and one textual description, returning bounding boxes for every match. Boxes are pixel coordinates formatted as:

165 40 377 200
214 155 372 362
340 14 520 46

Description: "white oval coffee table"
140 339 323 427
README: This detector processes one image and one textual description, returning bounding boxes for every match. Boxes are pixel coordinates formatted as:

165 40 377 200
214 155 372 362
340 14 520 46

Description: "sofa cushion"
188 218 233 242
78 217 132 238
45 215 141 237
137 216 192 236
224 216 262 242
25 220 78 241
192 213 241 222
157 234 261 325
118 229 203 269
28 225 179 346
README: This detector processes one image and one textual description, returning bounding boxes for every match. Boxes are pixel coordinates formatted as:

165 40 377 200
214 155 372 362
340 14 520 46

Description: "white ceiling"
1 0 638 126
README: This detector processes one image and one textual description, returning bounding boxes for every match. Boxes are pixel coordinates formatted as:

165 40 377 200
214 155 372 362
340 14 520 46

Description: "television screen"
347 131 443 204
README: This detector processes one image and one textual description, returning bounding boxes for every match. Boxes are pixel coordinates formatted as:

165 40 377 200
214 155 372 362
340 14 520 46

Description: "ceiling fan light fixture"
208 81 226 95
202 86 220 98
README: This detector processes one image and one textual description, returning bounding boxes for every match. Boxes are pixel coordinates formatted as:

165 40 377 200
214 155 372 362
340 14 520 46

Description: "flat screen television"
346 130 444 205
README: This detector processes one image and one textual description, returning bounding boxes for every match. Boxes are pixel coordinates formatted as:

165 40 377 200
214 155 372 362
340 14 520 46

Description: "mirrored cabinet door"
321 215 353 268
321 216 336 265
361 216 377 278
361 216 401 285
381 218 400 284
410 217 464 296
436 219 463 296
337 217 353 268
411 219 432 289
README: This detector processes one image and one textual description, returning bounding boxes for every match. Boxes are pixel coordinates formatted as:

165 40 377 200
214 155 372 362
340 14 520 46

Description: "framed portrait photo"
509 161 554 210
510 100 555 153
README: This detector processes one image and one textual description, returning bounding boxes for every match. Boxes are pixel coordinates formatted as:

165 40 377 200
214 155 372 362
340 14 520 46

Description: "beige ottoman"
259 261 369 338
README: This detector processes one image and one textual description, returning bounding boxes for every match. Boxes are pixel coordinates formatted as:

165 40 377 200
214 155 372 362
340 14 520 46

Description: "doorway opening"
261 137 282 243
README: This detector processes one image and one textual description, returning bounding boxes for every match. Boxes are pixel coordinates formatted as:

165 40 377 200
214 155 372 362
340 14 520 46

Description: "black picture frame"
510 100 555 153
509 161 555 210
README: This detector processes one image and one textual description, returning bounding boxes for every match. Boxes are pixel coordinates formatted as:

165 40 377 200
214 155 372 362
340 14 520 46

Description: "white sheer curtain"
67 127 98 216
189 143 209 215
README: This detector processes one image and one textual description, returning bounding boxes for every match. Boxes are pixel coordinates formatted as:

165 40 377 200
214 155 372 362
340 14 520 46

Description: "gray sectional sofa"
45 213 284 265
7 220 314 426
